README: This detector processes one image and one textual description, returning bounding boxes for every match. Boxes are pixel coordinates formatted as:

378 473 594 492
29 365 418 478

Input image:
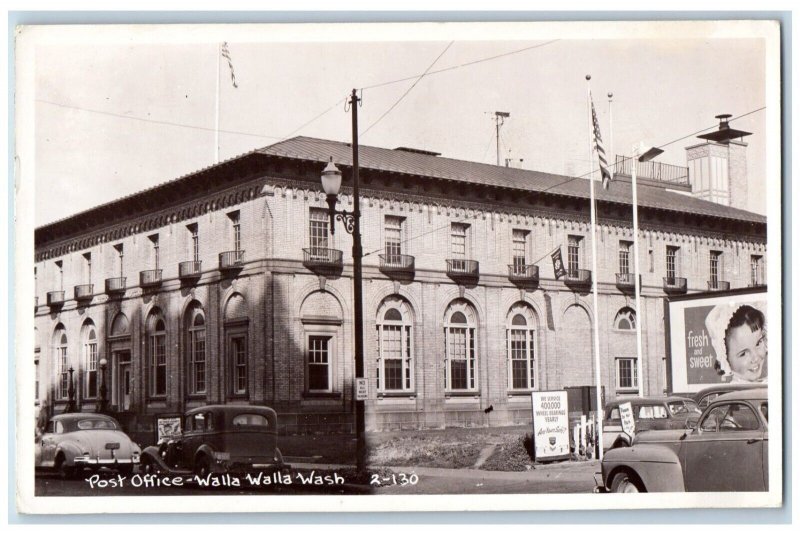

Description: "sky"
30 23 770 226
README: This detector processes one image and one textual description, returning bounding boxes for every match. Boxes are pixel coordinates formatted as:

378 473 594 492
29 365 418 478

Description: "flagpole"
586 75 605 460
608 92 614 180
632 145 645 397
215 42 221 164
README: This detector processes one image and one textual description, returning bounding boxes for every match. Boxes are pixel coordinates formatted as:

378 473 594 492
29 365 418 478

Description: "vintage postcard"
14 19 782 514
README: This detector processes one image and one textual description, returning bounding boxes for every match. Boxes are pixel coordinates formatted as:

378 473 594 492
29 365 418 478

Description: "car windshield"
76 418 118 430
637 405 668 419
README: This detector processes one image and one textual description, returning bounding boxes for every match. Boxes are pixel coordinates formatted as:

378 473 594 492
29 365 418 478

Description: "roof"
715 388 768 402
258 136 767 225
185 404 276 416
51 413 118 422
693 383 763 397
605 396 694 408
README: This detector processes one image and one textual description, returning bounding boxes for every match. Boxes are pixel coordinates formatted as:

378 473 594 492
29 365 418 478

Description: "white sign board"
531 391 570 461
619 401 636 439
355 378 368 401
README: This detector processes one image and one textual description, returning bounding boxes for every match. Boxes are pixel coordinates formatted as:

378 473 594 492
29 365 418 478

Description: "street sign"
355 378 368 401
531 391 570 461
619 401 636 440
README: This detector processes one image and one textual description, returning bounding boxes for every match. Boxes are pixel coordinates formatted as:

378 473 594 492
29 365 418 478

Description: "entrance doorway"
115 351 132 411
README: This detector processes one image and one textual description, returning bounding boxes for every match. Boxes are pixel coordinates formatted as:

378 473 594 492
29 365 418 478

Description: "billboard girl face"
724 305 767 382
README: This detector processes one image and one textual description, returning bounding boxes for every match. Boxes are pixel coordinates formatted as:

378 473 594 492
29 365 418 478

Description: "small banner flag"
221 42 238 88
590 92 611 188
551 247 566 279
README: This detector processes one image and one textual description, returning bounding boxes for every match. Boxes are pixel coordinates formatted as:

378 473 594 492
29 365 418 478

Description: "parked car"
140 405 288 478
693 383 762 410
602 396 702 451
598 388 768 492
36 413 141 479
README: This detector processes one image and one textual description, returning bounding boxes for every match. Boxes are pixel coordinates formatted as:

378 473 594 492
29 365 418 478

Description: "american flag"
590 93 611 188
221 42 238 89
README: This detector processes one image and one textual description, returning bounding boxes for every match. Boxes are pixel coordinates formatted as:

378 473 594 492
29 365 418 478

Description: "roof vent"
393 147 441 157
697 113 752 144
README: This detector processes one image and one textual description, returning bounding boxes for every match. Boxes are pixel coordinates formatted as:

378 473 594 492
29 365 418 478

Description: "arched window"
53 326 68 400
614 307 637 330
83 322 99 398
444 300 478 391
375 297 414 392
187 306 206 395
147 311 167 397
507 304 537 390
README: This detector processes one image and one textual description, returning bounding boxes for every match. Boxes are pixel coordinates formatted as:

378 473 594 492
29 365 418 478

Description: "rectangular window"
384 216 404 261
85 341 98 398
750 255 764 286
114 244 124 278
451 223 468 258
231 335 247 395
616 358 638 390
618 241 632 275
512 229 528 272
149 234 160 270
188 224 199 263
228 211 241 252
309 208 330 250
190 328 206 394
710 250 722 285
58 345 68 400
567 235 582 274
666 246 680 280
150 333 166 396
83 252 92 284
446 327 476 391
307 335 331 392
55 260 63 290
509 329 533 389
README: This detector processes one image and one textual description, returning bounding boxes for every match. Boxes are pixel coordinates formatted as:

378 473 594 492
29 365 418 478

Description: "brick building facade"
33 135 767 440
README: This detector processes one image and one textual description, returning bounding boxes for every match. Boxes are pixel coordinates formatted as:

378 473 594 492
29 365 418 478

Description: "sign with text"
619 402 635 439
531 391 570 461
355 378 368 401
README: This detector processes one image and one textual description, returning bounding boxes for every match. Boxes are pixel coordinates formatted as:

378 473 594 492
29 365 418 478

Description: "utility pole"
494 111 510 166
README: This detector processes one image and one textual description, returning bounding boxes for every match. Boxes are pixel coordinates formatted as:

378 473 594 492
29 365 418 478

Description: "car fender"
55 441 83 466
194 443 218 465
603 443 686 492
141 447 173 473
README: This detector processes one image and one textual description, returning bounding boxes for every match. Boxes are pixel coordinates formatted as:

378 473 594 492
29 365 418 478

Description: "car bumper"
73 456 139 467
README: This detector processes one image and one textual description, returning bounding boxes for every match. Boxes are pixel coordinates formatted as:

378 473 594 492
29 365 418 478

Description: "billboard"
666 287 767 393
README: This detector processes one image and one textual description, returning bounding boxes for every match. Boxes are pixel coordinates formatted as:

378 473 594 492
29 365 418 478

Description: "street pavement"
34 460 599 496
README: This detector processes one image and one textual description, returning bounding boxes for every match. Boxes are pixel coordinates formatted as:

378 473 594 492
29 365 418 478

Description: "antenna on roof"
494 111 511 166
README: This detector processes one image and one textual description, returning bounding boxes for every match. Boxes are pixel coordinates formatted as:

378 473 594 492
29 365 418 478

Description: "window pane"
308 336 330 391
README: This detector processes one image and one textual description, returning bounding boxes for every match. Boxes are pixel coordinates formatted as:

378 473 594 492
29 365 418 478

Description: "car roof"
714 388 768 403
51 413 117 422
185 404 277 416
605 396 693 408
693 383 763 397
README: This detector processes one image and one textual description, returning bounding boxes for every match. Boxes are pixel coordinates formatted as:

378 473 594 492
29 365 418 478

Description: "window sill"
302 391 341 400
616 387 639 394
377 392 416 399
444 391 480 398
187 394 208 400
507 390 534 397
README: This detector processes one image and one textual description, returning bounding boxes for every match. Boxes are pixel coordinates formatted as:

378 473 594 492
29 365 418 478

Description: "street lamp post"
97 357 109 414
66 366 76 413
630 142 664 397
320 88 366 473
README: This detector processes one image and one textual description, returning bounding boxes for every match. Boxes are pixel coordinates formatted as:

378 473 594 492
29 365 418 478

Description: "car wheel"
55 454 75 480
610 471 645 493
194 455 212 480
141 457 159 476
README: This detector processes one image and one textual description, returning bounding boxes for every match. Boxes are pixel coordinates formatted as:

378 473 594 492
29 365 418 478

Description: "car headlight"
213 452 230 461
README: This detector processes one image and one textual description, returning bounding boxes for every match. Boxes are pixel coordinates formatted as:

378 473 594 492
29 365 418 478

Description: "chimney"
685 114 751 211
